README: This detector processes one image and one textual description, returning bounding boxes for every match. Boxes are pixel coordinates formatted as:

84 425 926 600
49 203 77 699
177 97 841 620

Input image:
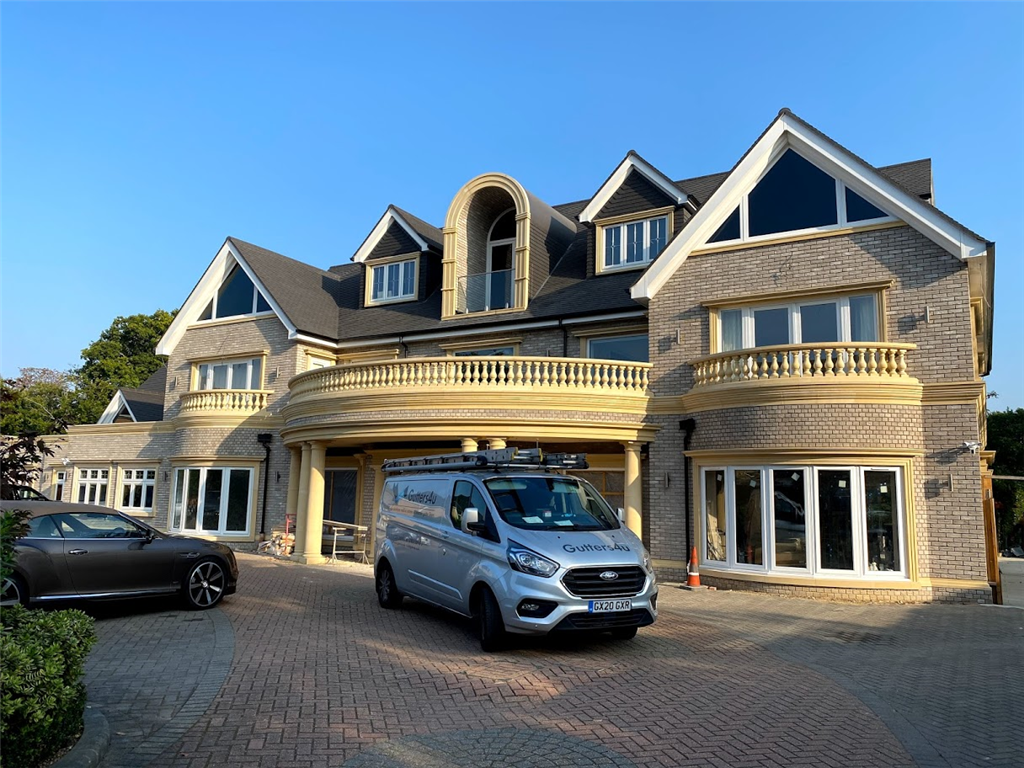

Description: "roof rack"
381 448 589 474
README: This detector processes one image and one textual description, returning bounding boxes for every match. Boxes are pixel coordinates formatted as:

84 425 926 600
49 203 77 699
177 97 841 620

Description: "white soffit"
352 206 430 263
630 112 990 303
154 240 296 356
578 152 687 224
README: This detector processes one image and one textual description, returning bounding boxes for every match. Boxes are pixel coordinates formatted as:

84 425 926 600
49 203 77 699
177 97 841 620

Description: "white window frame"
76 468 110 506
706 150 894 248
199 265 273 322
700 463 907 580
120 468 157 514
369 258 417 304
52 469 66 502
718 293 879 352
170 466 254 537
194 356 264 391
601 214 669 272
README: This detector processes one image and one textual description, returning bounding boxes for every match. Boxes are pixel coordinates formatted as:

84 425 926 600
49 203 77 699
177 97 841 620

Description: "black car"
0 501 238 610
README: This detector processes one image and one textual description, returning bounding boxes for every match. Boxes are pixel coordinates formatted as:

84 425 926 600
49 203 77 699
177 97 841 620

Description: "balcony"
457 269 513 314
283 356 654 444
179 389 271 415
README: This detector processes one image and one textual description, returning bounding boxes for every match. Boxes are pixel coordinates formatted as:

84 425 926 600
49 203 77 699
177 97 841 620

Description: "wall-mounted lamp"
163 471 169 482
276 471 281 483
963 441 981 455
676 328 682 345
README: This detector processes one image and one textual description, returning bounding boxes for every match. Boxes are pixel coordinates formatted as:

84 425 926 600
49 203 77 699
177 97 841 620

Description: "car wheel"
183 558 227 610
609 626 638 641
0 574 27 607
375 562 402 609
477 587 506 652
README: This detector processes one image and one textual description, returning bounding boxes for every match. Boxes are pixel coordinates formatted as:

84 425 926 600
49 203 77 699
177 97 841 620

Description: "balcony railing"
290 356 651 398
180 389 271 413
690 343 916 388
456 269 513 313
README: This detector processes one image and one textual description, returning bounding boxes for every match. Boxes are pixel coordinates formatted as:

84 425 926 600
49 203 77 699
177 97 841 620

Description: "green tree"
987 408 1024 549
1 369 84 436
74 309 175 423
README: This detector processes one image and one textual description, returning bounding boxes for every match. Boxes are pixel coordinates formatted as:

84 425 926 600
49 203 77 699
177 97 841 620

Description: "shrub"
1 605 96 768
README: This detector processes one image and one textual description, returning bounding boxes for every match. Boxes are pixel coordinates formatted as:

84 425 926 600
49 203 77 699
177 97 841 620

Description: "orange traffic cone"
686 546 701 587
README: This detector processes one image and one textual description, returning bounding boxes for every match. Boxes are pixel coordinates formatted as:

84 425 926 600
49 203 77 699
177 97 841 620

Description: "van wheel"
477 588 506 652
609 626 638 641
376 563 402 609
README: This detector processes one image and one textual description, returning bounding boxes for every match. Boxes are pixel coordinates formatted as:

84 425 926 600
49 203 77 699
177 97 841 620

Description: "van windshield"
484 476 620 531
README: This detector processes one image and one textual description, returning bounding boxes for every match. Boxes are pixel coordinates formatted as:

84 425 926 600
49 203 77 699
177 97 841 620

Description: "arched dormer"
442 173 531 318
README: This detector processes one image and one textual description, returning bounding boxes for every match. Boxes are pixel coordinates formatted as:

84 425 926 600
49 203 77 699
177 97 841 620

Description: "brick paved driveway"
85 554 1022 768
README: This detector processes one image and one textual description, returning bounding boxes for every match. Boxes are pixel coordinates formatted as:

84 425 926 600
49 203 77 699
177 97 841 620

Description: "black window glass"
216 266 256 318
27 516 62 538
845 187 887 222
748 149 838 237
588 334 648 362
490 210 516 241
708 207 741 243
199 300 213 321
255 291 271 312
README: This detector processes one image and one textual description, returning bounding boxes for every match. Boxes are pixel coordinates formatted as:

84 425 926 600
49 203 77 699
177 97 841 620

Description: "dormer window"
199 264 272 321
599 213 669 273
367 257 417 305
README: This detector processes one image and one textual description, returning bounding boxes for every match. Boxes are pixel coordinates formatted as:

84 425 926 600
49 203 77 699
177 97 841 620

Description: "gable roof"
578 151 690 223
97 366 166 423
630 109 991 303
351 205 442 264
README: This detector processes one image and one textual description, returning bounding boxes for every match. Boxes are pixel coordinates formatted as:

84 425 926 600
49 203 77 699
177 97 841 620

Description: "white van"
373 449 658 651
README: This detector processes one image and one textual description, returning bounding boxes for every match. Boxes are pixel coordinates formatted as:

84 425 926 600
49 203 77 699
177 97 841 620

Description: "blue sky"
3 2 1022 408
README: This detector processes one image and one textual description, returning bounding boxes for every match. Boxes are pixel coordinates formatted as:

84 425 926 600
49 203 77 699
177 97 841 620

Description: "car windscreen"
484 475 620 531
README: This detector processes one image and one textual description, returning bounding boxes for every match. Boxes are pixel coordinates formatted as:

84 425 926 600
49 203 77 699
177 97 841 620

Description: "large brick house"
41 109 999 602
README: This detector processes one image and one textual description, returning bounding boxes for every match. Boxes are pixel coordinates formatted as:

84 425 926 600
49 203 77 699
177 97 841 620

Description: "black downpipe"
680 418 696 563
561 323 569 357
257 433 273 538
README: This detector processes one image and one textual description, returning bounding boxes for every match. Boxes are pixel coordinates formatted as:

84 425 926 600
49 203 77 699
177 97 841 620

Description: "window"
77 468 109 506
370 259 417 303
195 357 263 390
587 334 649 363
700 464 905 579
171 467 253 536
718 294 878 352
52 470 66 502
451 480 490 530
602 215 668 271
706 149 891 246
453 346 516 357
308 356 334 370
121 468 156 513
198 264 272 320
55 512 149 539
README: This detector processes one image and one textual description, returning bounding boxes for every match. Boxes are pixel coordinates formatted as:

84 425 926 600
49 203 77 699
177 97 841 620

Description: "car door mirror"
461 507 487 535
617 507 625 523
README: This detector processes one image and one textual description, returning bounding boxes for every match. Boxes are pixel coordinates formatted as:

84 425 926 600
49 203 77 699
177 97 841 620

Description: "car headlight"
507 542 559 578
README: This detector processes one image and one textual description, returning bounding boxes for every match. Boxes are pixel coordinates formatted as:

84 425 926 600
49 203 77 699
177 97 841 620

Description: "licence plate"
588 599 631 613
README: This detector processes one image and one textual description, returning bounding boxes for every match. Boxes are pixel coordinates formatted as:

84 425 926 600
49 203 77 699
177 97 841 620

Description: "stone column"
623 442 643 538
461 438 478 453
284 446 301 536
292 442 312 559
299 441 328 564
368 459 385 557
487 438 507 450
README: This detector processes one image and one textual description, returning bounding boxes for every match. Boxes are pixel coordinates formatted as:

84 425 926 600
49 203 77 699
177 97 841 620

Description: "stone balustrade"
690 343 916 388
179 389 271 413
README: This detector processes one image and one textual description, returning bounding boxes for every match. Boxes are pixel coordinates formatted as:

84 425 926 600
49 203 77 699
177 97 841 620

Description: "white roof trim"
352 206 430 263
155 240 296 356
631 112 990 303
578 153 687 224
97 391 134 424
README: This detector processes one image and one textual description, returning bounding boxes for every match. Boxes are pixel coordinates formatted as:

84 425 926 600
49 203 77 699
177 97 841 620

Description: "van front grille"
561 566 646 598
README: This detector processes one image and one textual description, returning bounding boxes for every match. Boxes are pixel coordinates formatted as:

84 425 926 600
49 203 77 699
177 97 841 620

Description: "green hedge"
1 606 96 768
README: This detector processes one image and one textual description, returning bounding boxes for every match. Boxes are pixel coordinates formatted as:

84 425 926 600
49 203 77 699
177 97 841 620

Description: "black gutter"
257 433 273 538
680 418 696 561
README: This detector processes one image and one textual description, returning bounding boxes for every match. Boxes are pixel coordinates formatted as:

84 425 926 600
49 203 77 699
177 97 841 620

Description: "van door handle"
68 549 88 555
441 532 450 540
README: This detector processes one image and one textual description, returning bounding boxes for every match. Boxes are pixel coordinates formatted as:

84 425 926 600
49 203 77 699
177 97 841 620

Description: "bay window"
701 464 905 579
171 467 253 537
195 357 263 391
718 293 879 352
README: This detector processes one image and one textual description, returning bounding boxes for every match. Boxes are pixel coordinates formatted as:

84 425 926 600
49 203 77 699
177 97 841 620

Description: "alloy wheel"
187 560 225 608
0 576 22 607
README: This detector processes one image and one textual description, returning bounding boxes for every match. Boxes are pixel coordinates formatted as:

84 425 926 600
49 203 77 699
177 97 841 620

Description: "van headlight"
642 549 655 576
507 542 559 578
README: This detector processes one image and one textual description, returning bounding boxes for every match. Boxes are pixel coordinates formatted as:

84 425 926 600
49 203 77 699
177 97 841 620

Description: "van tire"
477 588 506 652
609 626 638 641
376 563 403 609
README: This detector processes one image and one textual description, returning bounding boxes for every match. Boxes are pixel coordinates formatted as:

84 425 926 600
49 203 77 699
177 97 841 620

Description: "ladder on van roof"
381 448 589 474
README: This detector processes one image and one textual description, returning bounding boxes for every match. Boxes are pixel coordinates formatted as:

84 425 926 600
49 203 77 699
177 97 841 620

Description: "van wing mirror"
461 507 487 535
616 507 625 523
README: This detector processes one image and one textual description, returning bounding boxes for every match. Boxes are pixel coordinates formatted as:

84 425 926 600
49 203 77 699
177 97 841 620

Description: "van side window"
451 481 488 530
